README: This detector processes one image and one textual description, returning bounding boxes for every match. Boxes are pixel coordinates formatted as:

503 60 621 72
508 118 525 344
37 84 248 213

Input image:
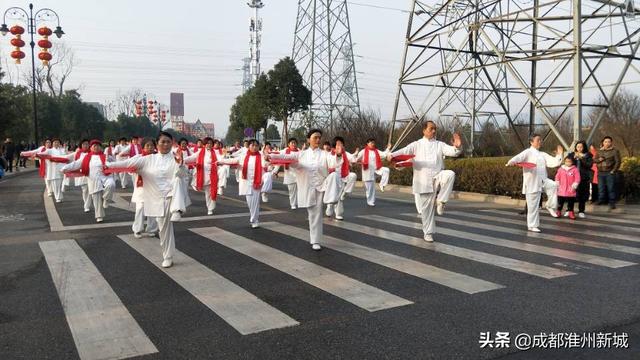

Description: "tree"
589 90 640 156
264 57 311 142
264 124 281 143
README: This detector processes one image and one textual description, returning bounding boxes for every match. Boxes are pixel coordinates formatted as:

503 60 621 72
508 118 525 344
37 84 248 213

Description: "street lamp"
1 3 64 145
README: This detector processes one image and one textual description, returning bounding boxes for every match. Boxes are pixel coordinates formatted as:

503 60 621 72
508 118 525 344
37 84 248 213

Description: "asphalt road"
1 171 639 360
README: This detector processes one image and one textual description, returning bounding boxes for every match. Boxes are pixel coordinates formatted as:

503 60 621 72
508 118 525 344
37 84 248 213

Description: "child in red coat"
555 155 581 219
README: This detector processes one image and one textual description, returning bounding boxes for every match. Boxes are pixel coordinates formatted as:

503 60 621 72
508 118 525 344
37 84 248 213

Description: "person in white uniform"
269 129 343 251
213 140 230 196
20 138 52 196
106 131 189 268
260 142 279 203
72 139 92 212
184 137 219 215
356 139 391 206
325 136 358 220
388 121 462 242
114 137 130 189
61 140 116 223
282 138 300 209
35 138 72 203
130 139 159 238
506 133 563 232
219 140 274 228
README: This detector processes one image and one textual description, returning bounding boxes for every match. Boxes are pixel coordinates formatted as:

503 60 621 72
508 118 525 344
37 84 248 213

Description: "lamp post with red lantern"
133 95 170 135
1 3 64 144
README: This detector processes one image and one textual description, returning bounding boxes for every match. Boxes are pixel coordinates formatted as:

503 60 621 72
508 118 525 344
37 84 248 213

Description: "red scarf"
331 150 349 178
284 147 298 169
195 148 218 200
107 146 113 156
80 152 106 176
130 143 142 156
136 151 153 187
363 147 382 170
75 148 89 161
243 151 262 190
38 147 47 178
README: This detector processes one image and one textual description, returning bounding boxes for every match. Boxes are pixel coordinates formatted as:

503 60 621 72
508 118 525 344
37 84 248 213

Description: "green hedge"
386 156 640 202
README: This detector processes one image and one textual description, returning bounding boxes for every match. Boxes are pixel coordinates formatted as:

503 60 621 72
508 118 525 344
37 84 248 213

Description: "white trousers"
132 202 159 234
155 198 175 261
62 176 70 192
418 170 456 236
343 172 357 194
326 173 356 218
203 185 216 212
118 172 129 188
287 183 298 208
81 184 92 211
307 190 324 245
525 178 558 228
47 178 64 201
45 179 51 195
246 189 261 225
92 191 106 220
415 193 422 214
261 173 274 193
325 199 345 218
218 166 229 189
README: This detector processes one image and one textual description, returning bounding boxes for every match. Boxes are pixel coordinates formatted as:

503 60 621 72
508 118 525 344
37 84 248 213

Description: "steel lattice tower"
292 0 362 133
249 0 264 86
389 0 640 151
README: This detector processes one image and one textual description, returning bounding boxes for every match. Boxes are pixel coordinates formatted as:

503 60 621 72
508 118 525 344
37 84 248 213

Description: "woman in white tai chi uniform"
61 140 116 223
218 139 275 228
114 137 130 189
21 138 52 196
282 138 300 209
325 136 358 220
506 133 563 232
388 121 462 242
184 137 219 215
130 139 159 238
356 139 391 206
260 142 279 203
106 131 189 268
269 129 343 250
72 139 92 212
31 138 72 203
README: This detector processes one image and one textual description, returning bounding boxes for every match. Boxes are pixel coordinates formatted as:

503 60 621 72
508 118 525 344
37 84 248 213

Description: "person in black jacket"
2 138 16 173
570 140 593 218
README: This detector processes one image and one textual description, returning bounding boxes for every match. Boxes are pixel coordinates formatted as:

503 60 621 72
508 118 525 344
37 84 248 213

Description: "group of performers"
20 122 569 269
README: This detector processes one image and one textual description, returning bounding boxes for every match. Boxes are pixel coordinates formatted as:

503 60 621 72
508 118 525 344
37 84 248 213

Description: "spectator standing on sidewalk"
594 136 621 209
571 141 593 218
589 144 599 203
2 138 16 173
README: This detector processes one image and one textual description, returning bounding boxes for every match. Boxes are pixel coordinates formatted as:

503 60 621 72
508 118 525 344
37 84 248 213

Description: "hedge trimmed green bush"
387 156 639 202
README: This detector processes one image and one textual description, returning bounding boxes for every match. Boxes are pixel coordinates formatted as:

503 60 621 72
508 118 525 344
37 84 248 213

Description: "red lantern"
39 52 53 61
11 38 25 47
10 25 25 35
37 27 52 36
38 39 52 48
11 50 26 64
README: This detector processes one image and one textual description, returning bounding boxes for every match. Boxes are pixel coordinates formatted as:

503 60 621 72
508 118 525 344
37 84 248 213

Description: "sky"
0 0 411 137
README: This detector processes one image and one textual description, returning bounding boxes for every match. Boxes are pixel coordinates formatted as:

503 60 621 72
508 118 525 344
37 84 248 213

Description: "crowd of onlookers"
0 137 37 178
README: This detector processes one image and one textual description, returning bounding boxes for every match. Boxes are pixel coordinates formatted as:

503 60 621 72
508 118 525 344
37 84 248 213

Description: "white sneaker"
547 208 558 218
134 232 142 239
379 185 385 193
291 206 297 210
217 188 223 196
335 215 344 220
55 199 62 203
261 193 268 203
170 211 182 222
423 234 434 242
312 244 322 251
367 203 375 207
84 208 90 213
563 211 569 217
528 227 541 233
161 259 173 268
251 223 260 229
96 217 104 223
48 193 53 197
103 200 109 209
148 232 158 238
340 192 347 201
436 202 445 216
207 210 213 215
578 212 586 219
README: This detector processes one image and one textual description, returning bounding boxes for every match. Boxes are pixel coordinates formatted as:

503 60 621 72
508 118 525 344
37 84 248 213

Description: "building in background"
170 93 185 133
85 102 106 118
184 119 215 139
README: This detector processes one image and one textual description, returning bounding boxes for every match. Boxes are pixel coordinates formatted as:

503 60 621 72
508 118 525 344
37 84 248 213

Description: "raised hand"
386 143 392 150
175 148 183 164
452 133 462 148
353 147 360 155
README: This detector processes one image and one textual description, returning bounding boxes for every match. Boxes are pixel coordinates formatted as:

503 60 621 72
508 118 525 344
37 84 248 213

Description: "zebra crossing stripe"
363 215 635 269
190 227 413 312
325 219 576 279
118 235 299 335
260 222 504 294
481 209 640 241
441 212 640 256
40 239 158 360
